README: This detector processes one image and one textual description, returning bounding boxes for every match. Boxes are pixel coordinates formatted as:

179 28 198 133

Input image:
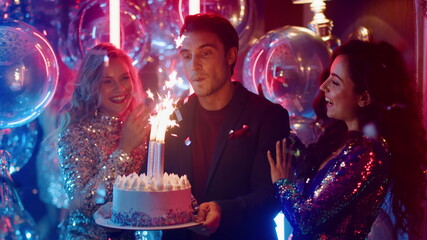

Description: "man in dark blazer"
163 13 290 240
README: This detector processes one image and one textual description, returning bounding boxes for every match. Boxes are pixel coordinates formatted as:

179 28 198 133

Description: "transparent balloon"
0 151 38 239
242 26 331 118
142 0 181 57
157 54 190 100
0 18 58 129
0 121 38 174
62 0 151 70
173 0 258 53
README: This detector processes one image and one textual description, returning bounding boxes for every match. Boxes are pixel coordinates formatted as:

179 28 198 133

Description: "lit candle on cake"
147 90 177 178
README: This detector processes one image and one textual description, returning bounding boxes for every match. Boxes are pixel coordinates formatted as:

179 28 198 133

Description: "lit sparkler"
146 89 178 178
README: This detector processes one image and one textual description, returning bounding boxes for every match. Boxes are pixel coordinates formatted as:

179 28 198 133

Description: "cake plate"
94 202 201 230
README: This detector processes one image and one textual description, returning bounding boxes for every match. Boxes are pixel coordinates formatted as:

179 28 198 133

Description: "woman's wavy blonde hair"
59 43 143 131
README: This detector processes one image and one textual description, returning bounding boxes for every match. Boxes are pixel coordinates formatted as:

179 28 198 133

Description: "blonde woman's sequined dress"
58 113 147 239
275 133 390 240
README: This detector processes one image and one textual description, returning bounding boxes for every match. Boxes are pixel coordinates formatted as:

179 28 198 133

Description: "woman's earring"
358 91 372 107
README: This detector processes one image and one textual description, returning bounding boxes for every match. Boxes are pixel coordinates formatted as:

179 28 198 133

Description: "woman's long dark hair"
306 40 426 237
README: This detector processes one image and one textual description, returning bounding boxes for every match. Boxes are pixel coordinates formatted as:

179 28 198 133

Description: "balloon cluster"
58 0 260 100
59 0 151 70
0 18 57 239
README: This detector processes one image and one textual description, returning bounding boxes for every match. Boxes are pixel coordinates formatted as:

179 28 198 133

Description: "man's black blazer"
163 82 290 240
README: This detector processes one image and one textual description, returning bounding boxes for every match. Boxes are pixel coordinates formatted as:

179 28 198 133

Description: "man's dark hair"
180 13 239 75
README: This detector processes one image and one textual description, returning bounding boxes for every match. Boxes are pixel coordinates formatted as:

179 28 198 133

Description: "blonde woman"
58 43 150 239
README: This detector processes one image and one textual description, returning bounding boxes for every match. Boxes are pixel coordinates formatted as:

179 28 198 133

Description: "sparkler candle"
147 91 177 177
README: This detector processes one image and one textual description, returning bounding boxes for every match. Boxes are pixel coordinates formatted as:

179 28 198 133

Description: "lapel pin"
184 137 191 146
228 125 250 140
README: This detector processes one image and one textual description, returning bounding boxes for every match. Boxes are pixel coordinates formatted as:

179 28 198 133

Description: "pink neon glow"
33 31 58 81
264 43 280 98
109 0 120 48
35 43 49 79
179 0 184 23
189 0 200 15
252 50 264 94
179 0 201 24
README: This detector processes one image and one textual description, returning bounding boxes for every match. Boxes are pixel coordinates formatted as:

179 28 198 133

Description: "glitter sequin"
111 209 195 227
58 113 147 239
275 134 390 240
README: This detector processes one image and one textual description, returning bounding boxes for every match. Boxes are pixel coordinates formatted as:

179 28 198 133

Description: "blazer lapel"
176 95 197 181
205 84 248 193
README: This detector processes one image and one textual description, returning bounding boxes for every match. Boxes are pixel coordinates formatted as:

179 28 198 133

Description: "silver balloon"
0 121 38 174
0 18 58 129
242 26 331 118
142 0 181 57
0 151 39 239
62 0 151 70
171 0 257 53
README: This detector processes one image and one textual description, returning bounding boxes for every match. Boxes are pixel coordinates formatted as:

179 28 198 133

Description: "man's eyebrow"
179 43 218 54
198 43 217 49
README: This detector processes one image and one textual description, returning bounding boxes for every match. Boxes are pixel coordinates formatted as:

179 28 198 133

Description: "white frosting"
112 187 192 218
111 172 194 226
113 172 191 192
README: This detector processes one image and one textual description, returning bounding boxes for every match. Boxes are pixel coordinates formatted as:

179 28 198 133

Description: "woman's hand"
118 104 150 153
267 138 293 183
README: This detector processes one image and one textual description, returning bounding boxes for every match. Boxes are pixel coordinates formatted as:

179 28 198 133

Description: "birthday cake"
111 172 194 227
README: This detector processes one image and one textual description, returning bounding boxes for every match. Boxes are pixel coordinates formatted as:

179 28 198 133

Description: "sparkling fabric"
275 134 390 240
36 136 70 208
58 113 147 240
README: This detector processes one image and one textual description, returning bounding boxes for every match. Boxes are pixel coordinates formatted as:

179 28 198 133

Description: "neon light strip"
189 0 200 15
252 49 264 94
179 0 184 23
109 0 120 48
265 46 277 98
